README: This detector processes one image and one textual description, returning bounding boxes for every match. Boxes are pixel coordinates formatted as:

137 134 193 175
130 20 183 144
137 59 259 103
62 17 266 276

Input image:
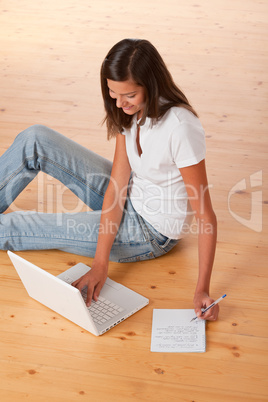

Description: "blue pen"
190 294 227 322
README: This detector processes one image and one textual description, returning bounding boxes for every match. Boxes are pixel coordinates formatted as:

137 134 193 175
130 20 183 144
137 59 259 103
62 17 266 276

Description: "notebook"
7 251 149 336
151 309 206 352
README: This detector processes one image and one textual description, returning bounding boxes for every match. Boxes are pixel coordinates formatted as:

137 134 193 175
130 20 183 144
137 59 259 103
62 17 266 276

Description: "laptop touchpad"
105 278 123 290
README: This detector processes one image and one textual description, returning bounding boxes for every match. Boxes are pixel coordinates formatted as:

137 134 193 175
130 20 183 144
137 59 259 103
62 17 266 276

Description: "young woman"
0 39 218 320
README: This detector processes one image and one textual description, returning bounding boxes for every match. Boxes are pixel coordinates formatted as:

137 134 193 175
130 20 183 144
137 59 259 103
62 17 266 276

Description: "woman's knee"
16 124 51 144
15 125 64 152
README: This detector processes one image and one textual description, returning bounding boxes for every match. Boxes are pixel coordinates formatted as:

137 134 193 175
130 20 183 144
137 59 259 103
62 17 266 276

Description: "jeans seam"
151 238 172 254
29 154 107 198
160 238 172 248
112 240 149 246
2 232 98 242
0 163 26 191
118 250 155 263
135 213 150 241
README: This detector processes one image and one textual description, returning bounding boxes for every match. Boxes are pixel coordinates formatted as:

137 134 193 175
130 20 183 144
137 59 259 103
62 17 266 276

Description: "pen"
190 294 227 322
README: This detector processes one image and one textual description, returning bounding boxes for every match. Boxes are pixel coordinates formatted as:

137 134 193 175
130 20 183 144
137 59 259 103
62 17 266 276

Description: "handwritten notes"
151 309 206 353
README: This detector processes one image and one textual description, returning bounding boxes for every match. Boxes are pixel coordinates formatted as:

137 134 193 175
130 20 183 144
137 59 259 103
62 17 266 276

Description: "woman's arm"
72 134 131 305
179 159 219 321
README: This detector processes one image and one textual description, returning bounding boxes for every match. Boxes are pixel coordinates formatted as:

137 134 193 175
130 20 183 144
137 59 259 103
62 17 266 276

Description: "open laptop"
7 251 149 336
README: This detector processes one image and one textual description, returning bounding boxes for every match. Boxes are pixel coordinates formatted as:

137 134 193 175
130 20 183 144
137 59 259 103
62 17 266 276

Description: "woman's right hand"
72 260 108 306
72 135 131 307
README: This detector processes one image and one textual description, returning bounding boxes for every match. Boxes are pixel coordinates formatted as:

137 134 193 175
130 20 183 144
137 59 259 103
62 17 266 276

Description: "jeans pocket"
139 216 167 241
118 251 154 263
151 238 179 256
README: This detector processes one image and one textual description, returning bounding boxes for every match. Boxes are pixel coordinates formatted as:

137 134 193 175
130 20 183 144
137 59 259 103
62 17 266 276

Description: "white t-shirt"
122 106 206 239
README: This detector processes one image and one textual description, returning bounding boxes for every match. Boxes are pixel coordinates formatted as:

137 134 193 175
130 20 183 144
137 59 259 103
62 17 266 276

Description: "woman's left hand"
193 291 219 321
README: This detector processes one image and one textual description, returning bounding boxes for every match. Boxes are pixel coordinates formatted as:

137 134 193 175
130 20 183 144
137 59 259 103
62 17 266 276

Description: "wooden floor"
1 0 267 401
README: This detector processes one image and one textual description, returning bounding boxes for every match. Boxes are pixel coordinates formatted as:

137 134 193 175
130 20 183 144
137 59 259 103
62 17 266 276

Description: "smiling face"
107 79 146 119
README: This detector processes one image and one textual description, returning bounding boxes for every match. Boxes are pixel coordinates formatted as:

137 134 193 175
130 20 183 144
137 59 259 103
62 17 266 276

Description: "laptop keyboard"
81 290 124 325
62 275 124 326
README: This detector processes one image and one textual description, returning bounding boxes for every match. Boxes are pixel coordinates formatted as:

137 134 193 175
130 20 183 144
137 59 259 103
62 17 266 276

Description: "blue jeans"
0 125 178 262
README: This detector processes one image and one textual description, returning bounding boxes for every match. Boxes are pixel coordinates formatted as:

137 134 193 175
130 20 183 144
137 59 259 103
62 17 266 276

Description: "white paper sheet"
151 309 206 353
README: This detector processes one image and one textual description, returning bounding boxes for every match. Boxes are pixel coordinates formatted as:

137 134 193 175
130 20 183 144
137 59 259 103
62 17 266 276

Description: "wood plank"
0 0 267 400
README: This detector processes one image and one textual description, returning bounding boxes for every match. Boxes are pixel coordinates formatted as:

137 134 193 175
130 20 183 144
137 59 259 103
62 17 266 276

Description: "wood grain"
0 0 267 401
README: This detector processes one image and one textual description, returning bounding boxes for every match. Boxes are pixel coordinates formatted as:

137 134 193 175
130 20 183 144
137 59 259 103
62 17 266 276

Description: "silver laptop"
7 251 149 336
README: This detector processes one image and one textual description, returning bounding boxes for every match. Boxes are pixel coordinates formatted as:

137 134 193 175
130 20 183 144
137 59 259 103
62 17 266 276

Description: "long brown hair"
100 39 198 139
